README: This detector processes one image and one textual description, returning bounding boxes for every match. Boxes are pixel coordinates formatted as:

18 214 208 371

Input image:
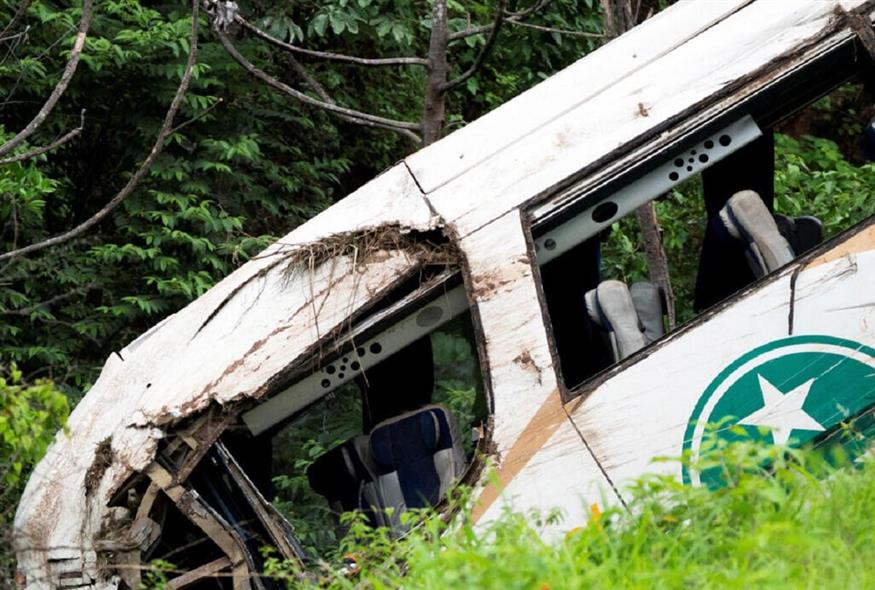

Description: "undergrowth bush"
0 365 69 587
251 437 875 589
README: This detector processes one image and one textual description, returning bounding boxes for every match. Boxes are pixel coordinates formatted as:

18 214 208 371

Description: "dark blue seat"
369 405 465 530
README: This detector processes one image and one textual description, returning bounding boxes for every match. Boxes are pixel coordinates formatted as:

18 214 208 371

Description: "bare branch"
448 0 555 41
507 20 603 38
505 0 554 19
0 109 84 164
0 0 32 41
0 0 200 263
0 26 28 44
168 98 223 136
0 283 96 316
284 53 421 144
448 23 492 41
216 30 420 132
237 16 428 67
0 0 92 159
442 0 507 92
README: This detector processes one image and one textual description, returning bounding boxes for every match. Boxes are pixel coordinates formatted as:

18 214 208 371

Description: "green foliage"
774 134 875 233
0 0 352 389
0 366 68 586
0 364 69 495
432 320 483 449
274 438 875 589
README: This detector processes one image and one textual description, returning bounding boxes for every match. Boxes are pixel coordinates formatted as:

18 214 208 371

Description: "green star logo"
682 335 875 487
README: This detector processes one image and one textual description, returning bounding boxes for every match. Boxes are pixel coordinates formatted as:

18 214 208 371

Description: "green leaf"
466 77 479 95
329 12 345 35
312 13 328 36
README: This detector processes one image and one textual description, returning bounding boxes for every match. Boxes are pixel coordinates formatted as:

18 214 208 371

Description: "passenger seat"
369 404 466 531
585 280 666 362
306 435 382 527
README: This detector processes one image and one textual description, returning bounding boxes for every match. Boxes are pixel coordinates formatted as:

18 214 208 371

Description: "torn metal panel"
14 164 434 588
145 463 256 589
213 443 305 563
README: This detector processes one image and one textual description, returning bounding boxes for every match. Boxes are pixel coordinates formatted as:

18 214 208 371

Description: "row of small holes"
540 134 733 253
588 135 733 229
668 134 732 182
320 342 383 388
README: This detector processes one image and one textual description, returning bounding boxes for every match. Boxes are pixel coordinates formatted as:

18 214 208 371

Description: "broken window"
210 275 485 564
252 311 485 559
530 74 875 397
106 254 488 586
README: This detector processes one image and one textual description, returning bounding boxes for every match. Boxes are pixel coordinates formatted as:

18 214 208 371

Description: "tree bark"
634 203 676 327
601 0 675 327
599 0 634 40
422 0 450 145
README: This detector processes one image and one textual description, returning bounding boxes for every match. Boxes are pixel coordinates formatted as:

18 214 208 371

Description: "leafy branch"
441 0 507 92
0 110 85 165
0 0 92 159
215 29 422 137
236 16 429 67
0 0 200 263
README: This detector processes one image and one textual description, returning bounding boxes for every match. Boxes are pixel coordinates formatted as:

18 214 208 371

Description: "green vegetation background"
1 0 874 585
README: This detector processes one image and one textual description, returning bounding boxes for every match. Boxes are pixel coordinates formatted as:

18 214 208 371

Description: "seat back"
306 435 378 518
369 404 465 531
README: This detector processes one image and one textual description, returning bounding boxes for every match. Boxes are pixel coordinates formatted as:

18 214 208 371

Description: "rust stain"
471 389 566 523
471 272 513 300
513 350 543 385
637 102 650 117
470 261 531 301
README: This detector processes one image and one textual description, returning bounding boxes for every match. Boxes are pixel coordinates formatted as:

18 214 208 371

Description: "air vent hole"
592 201 619 223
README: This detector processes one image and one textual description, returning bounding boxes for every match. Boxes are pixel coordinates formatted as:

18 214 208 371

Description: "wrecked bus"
13 0 875 587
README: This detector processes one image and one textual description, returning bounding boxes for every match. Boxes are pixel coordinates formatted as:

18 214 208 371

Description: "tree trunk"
422 0 449 145
634 203 676 327
601 0 676 327
599 0 635 40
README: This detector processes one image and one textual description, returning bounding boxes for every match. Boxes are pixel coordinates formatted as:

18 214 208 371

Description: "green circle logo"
682 335 875 486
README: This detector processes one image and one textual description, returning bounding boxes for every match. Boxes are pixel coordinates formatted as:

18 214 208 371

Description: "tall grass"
256 440 875 589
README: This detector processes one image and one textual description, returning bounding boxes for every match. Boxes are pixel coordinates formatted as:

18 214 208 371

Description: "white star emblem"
738 375 825 445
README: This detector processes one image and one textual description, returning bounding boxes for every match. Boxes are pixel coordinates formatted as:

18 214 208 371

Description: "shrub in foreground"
256 440 875 589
